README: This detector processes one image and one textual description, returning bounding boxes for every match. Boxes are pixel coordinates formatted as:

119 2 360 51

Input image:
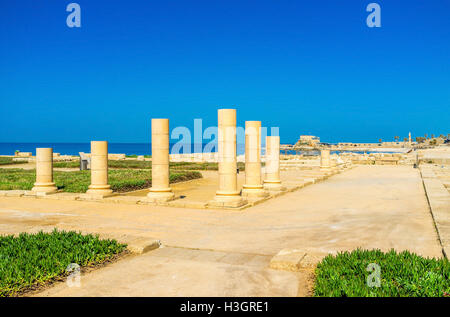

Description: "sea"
0 143 244 156
0 143 404 156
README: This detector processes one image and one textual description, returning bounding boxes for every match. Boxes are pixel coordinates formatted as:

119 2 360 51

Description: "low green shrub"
53 160 228 170
0 157 27 166
125 154 151 158
314 248 450 297
108 160 152 169
0 229 126 297
53 160 80 168
0 169 202 192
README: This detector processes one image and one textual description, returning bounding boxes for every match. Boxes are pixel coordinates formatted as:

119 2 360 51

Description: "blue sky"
0 0 449 144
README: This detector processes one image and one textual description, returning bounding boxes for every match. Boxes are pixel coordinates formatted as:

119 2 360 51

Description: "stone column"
213 109 246 207
242 121 267 197
320 149 331 171
86 141 113 196
32 148 57 193
147 118 175 202
329 152 337 168
264 136 284 191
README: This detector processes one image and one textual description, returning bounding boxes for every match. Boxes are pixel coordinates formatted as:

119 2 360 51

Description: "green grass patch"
108 160 152 169
314 249 450 297
0 229 126 297
108 160 223 170
171 162 246 171
125 154 151 158
53 159 237 170
54 160 246 171
52 160 80 168
0 157 27 166
0 168 202 193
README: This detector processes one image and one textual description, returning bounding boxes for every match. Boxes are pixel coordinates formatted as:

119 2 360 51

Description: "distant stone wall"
108 153 126 160
419 158 450 165
15 152 32 157
418 146 450 165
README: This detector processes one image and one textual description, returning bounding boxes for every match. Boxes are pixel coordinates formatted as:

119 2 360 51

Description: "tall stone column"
147 118 175 202
320 149 331 171
264 136 284 191
32 148 57 193
242 121 267 197
213 109 246 207
86 141 113 196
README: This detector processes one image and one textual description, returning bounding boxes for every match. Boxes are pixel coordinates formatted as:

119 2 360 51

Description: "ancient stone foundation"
242 121 268 197
32 148 58 193
146 118 175 202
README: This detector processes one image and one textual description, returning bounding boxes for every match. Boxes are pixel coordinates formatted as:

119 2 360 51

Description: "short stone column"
242 121 268 197
86 141 113 196
212 109 246 207
32 148 57 193
331 155 337 168
264 136 284 191
147 118 175 202
320 149 331 171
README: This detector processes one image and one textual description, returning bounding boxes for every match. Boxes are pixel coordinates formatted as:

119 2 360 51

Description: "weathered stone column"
212 109 246 207
264 136 284 191
320 149 331 171
32 148 57 193
147 118 175 202
242 121 267 197
331 155 337 168
86 141 113 196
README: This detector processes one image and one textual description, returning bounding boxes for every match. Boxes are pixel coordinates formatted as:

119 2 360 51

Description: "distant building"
297 135 320 146
338 142 380 147
337 140 415 148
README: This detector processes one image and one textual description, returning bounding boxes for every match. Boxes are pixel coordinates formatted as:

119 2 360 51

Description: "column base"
263 182 286 191
86 185 114 197
242 186 270 198
210 193 247 208
32 182 58 193
144 190 175 203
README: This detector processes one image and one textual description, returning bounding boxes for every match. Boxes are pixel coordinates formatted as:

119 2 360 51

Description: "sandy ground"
0 165 442 296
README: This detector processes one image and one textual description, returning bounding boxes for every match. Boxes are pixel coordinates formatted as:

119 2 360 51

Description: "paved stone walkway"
0 165 443 296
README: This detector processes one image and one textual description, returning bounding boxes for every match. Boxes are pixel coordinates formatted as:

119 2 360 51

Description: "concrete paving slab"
33 250 299 297
3 190 25 197
39 192 80 201
269 249 306 271
126 237 161 254
103 196 141 205
420 166 450 259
